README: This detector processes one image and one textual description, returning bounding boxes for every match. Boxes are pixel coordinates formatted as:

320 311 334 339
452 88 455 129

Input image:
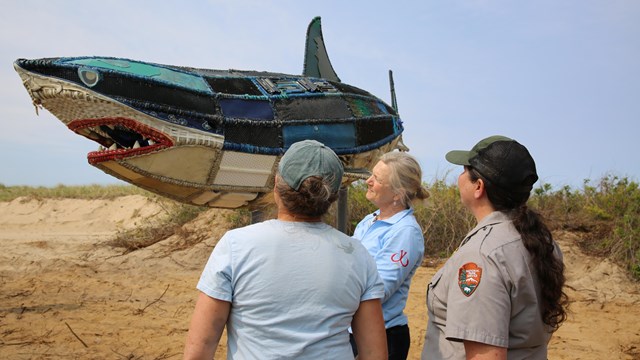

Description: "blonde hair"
379 151 429 208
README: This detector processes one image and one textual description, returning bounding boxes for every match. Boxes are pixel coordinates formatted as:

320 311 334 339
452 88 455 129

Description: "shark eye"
78 67 100 87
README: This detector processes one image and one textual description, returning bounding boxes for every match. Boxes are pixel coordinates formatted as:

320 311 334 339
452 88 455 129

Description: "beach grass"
2 175 638 280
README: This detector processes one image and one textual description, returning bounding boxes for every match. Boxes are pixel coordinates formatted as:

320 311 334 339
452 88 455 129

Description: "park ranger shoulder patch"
458 262 482 297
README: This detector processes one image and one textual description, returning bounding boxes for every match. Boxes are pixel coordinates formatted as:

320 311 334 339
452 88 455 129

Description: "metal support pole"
251 210 264 224
336 186 349 234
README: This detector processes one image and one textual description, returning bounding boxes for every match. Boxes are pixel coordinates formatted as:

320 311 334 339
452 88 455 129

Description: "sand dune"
1 197 639 359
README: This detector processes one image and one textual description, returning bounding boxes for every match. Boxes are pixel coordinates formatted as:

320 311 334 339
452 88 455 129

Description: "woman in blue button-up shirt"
351 151 429 360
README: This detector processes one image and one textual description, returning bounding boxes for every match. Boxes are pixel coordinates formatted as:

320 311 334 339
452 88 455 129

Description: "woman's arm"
351 299 388 360
183 292 231 360
463 340 507 360
375 226 424 301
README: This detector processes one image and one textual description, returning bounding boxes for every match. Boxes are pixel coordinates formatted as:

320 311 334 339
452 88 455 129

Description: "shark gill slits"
78 67 100 87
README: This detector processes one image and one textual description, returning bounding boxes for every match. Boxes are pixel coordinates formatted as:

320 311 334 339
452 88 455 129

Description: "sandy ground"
1 196 639 359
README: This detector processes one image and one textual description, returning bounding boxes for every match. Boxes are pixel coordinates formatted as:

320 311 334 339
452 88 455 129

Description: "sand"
1 196 639 359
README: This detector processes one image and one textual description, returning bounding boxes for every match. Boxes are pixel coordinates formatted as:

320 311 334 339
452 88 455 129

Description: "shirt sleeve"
196 234 234 302
375 225 424 302
361 250 385 301
443 251 511 348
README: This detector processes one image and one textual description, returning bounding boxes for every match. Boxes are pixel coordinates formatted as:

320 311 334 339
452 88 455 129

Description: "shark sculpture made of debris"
14 17 406 208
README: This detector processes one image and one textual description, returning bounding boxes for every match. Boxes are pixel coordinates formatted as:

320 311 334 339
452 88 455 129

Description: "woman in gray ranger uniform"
421 135 569 360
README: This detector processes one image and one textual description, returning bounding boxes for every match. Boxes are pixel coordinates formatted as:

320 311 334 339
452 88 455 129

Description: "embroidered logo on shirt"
458 262 482 296
391 250 409 267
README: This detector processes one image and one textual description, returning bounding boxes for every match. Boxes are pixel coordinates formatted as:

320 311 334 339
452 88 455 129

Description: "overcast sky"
2 1 638 189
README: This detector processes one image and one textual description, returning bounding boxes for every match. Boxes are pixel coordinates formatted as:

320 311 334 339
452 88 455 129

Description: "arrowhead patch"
458 262 482 297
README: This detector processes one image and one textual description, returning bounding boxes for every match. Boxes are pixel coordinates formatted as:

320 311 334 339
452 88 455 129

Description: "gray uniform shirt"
421 211 560 360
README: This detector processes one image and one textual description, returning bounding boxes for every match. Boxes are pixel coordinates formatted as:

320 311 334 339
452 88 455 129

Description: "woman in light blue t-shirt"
184 140 388 360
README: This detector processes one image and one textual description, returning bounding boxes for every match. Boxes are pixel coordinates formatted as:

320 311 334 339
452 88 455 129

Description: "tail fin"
303 17 340 82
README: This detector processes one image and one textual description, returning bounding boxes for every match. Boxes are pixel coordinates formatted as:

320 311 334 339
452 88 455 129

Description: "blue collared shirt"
353 208 425 328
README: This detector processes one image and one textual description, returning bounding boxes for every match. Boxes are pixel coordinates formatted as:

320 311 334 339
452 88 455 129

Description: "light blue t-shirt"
198 219 384 360
353 208 425 328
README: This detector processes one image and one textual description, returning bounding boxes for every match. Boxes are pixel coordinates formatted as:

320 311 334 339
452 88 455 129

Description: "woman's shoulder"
468 220 529 263
222 219 280 240
230 219 274 231
392 210 424 232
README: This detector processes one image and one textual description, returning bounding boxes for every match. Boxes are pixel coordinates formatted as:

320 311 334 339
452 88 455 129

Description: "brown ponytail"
468 167 568 330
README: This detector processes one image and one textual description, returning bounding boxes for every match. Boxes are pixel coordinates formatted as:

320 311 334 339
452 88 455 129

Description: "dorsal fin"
303 17 340 82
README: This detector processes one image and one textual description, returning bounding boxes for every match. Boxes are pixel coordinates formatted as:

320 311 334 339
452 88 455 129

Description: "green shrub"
415 178 475 258
225 208 253 229
579 176 640 280
3 174 638 280
530 175 640 280
341 174 640 280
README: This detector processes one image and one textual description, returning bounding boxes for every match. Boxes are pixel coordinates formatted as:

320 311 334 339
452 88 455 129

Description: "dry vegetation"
0 183 151 201
1 173 638 280
1 176 639 359
342 174 640 280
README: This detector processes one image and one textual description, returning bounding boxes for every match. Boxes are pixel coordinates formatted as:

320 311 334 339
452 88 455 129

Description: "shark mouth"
68 117 173 164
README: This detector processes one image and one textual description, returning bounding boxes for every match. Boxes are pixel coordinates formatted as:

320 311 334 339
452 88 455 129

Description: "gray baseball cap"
278 140 344 192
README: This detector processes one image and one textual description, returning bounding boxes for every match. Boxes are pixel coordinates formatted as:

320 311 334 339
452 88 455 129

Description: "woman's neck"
277 210 322 223
470 197 495 223
376 204 406 221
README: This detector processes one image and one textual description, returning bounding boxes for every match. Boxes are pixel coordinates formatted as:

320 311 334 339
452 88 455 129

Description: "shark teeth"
94 127 110 138
97 137 158 152
71 119 171 162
